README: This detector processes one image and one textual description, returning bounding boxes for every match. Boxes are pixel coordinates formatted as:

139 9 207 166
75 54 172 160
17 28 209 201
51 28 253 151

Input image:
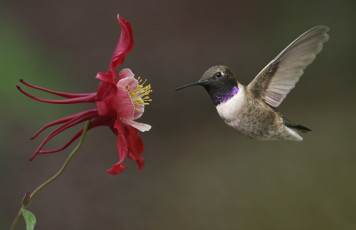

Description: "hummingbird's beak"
175 81 203 91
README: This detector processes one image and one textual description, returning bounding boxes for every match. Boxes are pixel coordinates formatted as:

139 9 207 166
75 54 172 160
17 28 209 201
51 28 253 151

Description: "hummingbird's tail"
287 124 312 133
283 118 311 134
283 117 311 133
280 117 310 141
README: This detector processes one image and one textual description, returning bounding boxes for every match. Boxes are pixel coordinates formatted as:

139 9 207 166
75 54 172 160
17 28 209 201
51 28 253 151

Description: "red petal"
107 85 134 120
109 15 134 72
37 116 107 154
125 126 144 155
31 110 97 140
20 79 91 98
95 71 115 83
124 125 145 170
107 163 127 175
106 120 129 175
96 82 116 101
29 109 98 161
95 15 133 83
95 81 117 116
114 120 129 162
17 85 96 104
136 156 145 171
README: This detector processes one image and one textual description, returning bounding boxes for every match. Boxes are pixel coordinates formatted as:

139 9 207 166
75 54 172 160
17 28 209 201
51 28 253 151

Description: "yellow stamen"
126 77 152 107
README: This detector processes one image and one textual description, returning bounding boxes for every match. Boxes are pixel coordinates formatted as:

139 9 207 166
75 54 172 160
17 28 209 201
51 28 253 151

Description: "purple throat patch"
213 86 239 105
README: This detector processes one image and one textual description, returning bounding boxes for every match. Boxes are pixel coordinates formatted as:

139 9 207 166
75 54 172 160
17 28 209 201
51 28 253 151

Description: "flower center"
126 77 152 109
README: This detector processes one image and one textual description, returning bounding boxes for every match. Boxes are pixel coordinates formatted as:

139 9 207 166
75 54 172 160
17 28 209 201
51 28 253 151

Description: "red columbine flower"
16 14 152 175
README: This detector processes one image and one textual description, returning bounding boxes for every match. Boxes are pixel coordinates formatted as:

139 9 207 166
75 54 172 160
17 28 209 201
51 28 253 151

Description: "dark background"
1 0 355 229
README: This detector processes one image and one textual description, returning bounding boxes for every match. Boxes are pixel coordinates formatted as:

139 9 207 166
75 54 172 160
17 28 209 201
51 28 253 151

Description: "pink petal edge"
117 76 138 93
108 85 135 120
118 68 135 80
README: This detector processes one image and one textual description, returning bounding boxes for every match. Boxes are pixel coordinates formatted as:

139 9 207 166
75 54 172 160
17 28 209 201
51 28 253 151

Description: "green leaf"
22 208 36 230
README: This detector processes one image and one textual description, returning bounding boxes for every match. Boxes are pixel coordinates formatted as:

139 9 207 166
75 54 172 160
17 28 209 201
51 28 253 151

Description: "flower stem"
10 120 91 230
9 208 23 230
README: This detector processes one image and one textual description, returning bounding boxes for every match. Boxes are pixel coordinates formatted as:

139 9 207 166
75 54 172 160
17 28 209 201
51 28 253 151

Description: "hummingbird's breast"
216 85 296 140
216 84 246 124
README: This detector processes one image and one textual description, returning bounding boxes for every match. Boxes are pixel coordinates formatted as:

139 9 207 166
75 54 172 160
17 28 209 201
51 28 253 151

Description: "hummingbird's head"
176 65 239 105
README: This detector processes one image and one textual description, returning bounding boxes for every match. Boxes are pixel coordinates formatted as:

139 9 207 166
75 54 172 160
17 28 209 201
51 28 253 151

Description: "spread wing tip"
248 25 330 108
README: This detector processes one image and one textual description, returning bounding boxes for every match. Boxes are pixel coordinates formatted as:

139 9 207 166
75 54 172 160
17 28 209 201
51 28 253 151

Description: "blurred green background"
1 0 356 229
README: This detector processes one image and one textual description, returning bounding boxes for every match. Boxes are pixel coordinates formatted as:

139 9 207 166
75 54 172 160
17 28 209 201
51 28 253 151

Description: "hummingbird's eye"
216 72 222 78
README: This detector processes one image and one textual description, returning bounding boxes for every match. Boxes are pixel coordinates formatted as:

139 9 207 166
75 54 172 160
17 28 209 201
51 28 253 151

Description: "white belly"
216 85 245 124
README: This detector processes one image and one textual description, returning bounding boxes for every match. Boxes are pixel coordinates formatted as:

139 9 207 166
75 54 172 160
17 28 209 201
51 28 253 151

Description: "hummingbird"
176 26 329 141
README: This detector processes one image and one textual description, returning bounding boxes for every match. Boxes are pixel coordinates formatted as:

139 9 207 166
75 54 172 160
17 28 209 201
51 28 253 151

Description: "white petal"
122 119 151 132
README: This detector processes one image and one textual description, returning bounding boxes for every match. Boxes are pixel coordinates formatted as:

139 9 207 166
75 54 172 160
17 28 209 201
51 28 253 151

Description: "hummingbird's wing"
247 26 329 107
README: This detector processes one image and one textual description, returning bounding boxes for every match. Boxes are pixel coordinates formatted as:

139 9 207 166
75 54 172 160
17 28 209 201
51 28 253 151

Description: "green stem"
10 120 91 230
